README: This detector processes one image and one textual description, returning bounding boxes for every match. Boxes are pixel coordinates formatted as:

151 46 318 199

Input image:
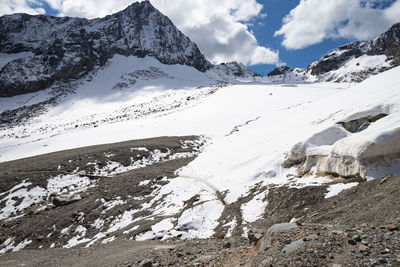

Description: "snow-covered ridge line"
0 1 257 98
302 22 400 83
267 22 400 84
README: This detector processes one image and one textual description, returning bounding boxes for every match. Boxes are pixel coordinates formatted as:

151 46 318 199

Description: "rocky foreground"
1 221 398 266
0 135 398 266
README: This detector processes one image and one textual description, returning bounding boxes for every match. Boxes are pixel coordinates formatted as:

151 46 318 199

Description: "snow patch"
0 52 33 70
241 192 268 223
325 183 359 199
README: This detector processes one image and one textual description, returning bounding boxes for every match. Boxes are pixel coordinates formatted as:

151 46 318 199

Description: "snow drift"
286 67 400 180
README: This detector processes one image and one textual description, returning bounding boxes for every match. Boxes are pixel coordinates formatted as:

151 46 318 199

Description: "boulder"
52 193 82 207
258 223 298 252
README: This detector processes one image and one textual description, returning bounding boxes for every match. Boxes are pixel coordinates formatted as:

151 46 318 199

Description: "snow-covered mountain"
266 23 400 84
0 1 399 258
1 62 400 252
213 62 260 80
0 0 256 97
303 22 400 83
267 66 306 83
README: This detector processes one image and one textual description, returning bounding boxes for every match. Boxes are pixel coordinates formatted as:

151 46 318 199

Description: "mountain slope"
304 22 400 82
1 66 399 252
0 1 213 97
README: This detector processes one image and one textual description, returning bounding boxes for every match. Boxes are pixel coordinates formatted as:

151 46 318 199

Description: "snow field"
1 55 400 246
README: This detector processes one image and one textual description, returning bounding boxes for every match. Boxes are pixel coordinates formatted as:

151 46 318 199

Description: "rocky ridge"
267 65 292 77
0 1 256 97
0 1 210 97
304 22 400 83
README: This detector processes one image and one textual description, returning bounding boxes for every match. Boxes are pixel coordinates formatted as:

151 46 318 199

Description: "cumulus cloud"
0 0 279 66
275 0 400 50
153 0 278 65
0 0 45 15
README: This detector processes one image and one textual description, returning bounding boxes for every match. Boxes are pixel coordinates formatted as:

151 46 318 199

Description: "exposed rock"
282 142 307 168
353 234 362 242
248 227 265 245
258 223 298 251
359 245 369 253
52 193 82 207
338 113 388 133
36 235 44 242
282 237 306 255
267 66 292 77
348 239 357 245
305 22 400 82
223 242 231 248
139 259 153 267
213 62 259 79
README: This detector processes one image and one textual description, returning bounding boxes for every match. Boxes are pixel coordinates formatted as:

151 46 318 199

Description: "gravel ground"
0 136 399 266
0 136 205 252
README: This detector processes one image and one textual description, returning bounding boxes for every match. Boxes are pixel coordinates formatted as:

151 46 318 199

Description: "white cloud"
275 0 400 50
0 0 279 66
45 0 134 18
153 0 278 65
0 0 45 15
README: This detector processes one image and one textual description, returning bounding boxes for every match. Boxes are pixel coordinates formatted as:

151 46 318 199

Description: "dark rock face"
368 22 400 64
212 61 259 79
267 66 291 77
306 22 400 82
337 113 388 133
0 1 212 97
308 42 367 76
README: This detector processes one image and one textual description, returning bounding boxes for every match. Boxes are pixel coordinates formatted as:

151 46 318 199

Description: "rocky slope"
0 136 207 253
266 65 306 83
0 150 399 267
267 65 291 77
0 1 256 97
213 61 260 80
304 22 400 83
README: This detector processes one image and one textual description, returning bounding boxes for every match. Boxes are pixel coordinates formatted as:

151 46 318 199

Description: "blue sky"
248 0 352 75
2 0 400 76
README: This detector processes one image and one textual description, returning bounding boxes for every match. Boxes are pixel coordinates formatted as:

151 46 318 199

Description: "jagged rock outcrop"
0 1 212 97
267 66 306 83
267 66 292 77
305 22 400 82
212 61 259 79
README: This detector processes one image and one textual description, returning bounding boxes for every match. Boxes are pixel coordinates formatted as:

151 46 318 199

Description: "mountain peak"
120 0 155 14
304 21 400 82
0 2 212 96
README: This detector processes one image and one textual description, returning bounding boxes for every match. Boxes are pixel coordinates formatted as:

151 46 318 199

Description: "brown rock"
348 239 357 246
347 232 354 239
359 245 369 253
